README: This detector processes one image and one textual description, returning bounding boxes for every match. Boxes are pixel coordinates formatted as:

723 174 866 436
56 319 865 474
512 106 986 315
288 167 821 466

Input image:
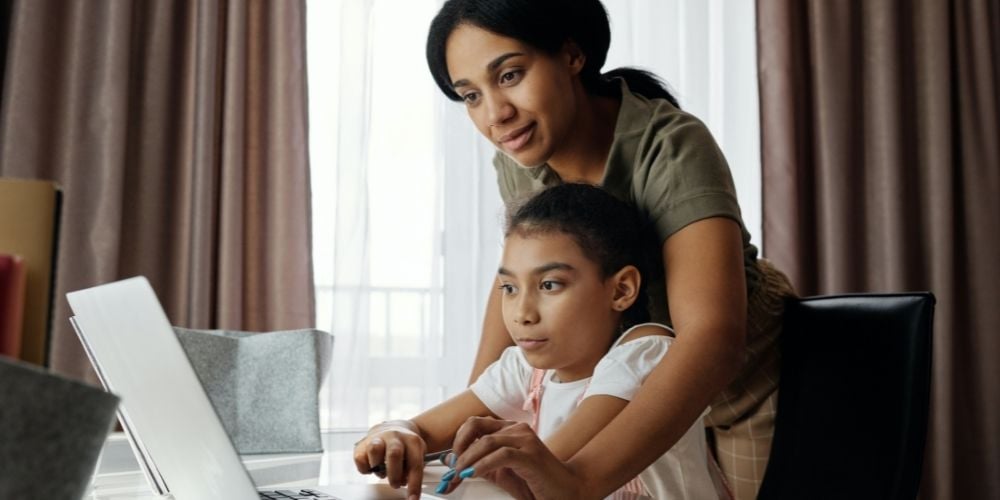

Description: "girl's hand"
352 420 426 498
439 417 584 500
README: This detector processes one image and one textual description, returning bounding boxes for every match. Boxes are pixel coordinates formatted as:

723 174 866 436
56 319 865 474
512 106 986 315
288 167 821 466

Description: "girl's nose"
514 295 539 325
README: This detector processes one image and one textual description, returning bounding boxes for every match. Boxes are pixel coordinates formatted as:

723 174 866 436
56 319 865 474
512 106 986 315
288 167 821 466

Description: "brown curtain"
0 0 315 384
758 0 1000 498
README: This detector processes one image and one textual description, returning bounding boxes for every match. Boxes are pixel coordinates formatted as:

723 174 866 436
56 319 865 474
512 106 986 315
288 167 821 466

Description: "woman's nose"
486 93 514 126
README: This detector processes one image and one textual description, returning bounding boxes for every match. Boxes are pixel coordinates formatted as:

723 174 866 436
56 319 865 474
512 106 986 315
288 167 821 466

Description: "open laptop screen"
68 277 259 500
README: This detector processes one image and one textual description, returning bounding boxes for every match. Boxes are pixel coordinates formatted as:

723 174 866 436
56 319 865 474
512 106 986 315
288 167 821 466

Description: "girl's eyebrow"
451 52 525 89
497 262 575 276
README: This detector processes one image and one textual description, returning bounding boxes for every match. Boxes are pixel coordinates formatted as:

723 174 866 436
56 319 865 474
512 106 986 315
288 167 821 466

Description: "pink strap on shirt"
521 368 547 433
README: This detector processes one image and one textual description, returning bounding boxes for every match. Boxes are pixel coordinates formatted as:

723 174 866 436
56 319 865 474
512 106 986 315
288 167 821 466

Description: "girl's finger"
454 442 524 481
384 439 407 488
452 416 518 457
353 442 373 474
404 438 426 499
366 437 386 472
452 422 535 473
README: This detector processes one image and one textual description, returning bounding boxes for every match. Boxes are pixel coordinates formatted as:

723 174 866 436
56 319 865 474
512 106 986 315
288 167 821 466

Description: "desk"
87 430 511 499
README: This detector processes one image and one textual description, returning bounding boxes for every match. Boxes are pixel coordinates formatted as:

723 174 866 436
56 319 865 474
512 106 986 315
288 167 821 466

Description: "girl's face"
444 24 584 167
497 231 622 382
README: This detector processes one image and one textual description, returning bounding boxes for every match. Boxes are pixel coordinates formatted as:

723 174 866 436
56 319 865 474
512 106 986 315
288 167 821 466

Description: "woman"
423 1 795 498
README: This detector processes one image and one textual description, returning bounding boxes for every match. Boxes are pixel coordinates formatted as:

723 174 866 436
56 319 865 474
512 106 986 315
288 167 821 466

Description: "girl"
353 183 722 500
425 1 796 499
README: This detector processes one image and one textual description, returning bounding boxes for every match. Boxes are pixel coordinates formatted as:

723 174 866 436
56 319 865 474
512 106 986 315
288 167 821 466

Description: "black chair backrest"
757 293 935 500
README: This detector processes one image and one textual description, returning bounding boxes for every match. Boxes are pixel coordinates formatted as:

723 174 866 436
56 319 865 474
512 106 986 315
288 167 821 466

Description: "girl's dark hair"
426 0 680 108
506 183 650 332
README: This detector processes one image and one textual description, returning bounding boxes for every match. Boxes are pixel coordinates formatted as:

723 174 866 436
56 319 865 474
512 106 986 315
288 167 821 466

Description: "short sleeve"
470 346 534 421
583 336 673 401
633 111 744 243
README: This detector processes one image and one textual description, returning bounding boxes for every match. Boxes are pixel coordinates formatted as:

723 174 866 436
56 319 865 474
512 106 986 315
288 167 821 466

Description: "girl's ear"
562 40 586 75
610 265 641 312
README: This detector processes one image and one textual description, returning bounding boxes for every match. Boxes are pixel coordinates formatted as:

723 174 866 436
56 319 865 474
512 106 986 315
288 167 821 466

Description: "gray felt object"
0 356 120 499
173 327 333 454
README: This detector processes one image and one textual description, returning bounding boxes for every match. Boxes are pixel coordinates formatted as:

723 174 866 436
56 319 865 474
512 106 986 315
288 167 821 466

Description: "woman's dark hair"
506 183 650 332
426 0 680 108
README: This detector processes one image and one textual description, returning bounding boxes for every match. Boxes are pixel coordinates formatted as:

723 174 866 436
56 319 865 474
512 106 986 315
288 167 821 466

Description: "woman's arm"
468 277 516 385
442 395 629 495
543 325 671 460
567 216 746 494
545 396 629 461
448 217 747 499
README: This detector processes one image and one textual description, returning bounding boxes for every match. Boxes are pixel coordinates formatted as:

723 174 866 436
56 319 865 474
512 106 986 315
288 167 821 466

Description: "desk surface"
87 430 510 499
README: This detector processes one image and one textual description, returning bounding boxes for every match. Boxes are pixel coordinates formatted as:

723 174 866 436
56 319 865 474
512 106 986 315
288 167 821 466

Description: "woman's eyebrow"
452 52 525 88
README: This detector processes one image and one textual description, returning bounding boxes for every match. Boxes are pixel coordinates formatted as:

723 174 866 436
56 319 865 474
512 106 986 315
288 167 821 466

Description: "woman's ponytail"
600 67 680 109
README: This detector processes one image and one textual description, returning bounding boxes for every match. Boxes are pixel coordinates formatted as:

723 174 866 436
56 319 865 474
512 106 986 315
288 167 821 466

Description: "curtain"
0 0 315 384
309 0 477 429
308 0 761 429
757 0 1000 498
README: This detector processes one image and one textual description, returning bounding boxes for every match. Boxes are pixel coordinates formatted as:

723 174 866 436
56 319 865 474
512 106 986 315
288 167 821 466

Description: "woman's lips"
499 123 536 152
517 338 548 351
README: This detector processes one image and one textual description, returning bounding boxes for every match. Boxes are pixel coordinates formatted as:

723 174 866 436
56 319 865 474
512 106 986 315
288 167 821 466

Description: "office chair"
757 293 935 500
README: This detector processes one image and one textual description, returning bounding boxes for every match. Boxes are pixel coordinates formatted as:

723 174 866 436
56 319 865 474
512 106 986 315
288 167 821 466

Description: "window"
307 0 760 430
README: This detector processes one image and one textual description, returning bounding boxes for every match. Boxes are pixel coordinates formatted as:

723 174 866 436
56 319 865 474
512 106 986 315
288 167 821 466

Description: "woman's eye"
498 283 516 294
499 70 522 85
540 281 562 291
462 92 480 105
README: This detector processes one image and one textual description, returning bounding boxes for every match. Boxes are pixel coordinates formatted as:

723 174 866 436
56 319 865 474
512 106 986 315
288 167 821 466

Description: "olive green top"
493 80 760 326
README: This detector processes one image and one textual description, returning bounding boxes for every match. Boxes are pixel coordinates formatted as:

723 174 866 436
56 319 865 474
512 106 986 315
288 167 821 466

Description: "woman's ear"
562 40 586 75
610 265 641 312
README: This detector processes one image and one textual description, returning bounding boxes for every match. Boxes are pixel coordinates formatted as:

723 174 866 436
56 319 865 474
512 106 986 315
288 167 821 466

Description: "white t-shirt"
470 323 719 500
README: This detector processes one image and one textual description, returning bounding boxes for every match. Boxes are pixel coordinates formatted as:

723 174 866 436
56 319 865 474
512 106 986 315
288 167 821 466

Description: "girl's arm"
411 390 496 452
353 390 495 497
467 277 515 385
448 217 746 499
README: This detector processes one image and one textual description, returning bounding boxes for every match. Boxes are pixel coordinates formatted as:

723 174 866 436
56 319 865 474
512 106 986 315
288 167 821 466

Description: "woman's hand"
439 417 586 500
352 420 427 498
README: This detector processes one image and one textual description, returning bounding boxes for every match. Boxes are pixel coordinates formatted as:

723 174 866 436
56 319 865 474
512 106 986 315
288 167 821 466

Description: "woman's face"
445 24 583 167
497 231 619 382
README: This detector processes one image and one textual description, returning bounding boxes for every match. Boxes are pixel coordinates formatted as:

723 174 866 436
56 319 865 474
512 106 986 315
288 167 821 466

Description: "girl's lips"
499 123 535 152
517 338 548 351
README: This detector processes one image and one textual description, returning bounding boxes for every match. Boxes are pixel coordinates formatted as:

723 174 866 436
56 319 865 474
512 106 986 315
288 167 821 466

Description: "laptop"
67 277 475 500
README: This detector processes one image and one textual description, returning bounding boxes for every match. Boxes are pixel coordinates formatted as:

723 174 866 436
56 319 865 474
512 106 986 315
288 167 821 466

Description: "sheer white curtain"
307 0 760 430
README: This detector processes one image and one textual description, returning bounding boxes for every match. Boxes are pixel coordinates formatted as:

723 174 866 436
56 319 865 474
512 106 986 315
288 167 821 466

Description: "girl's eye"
498 283 516 295
499 70 522 85
462 92 480 105
540 281 562 291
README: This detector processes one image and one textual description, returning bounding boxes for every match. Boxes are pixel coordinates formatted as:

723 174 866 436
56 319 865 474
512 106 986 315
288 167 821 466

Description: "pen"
369 449 452 475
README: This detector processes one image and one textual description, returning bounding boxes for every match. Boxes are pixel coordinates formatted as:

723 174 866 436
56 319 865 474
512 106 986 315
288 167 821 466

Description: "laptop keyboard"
258 489 339 499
